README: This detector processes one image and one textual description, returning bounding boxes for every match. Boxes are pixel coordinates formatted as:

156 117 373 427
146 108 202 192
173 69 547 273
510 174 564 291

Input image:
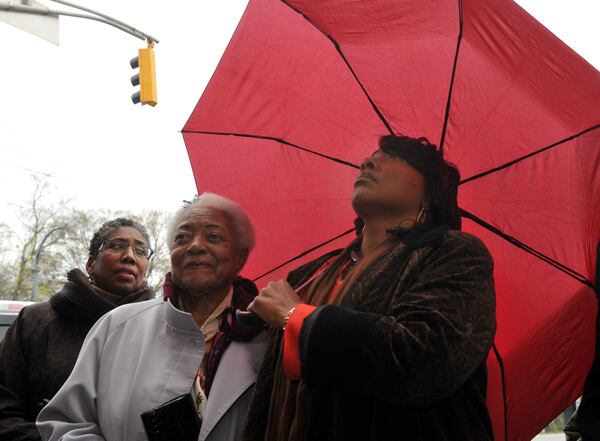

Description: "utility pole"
31 225 66 302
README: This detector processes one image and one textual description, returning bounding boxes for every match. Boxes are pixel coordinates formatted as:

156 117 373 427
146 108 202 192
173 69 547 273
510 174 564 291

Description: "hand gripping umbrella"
182 1 600 439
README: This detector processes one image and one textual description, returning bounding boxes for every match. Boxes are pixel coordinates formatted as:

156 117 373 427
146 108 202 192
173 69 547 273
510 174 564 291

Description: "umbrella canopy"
182 0 600 439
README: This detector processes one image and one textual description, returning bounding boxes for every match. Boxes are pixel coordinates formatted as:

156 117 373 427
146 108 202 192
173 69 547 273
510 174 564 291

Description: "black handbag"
140 393 202 441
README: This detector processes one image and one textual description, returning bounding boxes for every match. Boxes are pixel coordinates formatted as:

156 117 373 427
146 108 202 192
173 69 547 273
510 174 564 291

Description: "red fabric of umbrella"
182 1 600 439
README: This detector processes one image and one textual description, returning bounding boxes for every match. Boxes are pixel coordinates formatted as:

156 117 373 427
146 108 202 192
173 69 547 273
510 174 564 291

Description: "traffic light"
130 42 157 106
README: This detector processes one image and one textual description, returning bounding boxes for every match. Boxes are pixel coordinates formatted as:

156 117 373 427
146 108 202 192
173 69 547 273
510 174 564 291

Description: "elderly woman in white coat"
37 193 267 441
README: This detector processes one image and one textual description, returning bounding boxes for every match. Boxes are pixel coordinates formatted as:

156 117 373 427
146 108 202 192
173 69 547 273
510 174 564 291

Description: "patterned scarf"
162 273 263 396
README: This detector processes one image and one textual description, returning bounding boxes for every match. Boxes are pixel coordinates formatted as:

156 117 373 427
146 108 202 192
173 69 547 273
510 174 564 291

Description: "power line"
0 144 25 154
0 160 59 180
0 200 27 209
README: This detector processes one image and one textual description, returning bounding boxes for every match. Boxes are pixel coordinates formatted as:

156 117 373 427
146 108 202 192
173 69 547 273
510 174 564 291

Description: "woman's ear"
86 256 95 281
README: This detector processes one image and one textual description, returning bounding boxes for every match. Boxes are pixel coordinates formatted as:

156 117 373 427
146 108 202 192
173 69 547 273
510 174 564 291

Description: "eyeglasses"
99 239 154 259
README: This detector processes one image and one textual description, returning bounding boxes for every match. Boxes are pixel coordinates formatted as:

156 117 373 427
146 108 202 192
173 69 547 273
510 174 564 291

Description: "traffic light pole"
1 0 159 105
0 0 158 43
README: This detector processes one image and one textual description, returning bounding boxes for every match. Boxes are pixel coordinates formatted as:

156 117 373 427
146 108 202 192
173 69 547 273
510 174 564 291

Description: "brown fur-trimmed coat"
243 228 496 441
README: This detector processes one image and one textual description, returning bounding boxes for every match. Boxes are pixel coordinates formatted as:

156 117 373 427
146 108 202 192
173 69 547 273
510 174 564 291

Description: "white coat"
37 298 267 441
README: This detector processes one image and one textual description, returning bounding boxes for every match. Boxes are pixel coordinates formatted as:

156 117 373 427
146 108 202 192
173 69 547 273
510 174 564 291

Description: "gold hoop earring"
416 206 426 224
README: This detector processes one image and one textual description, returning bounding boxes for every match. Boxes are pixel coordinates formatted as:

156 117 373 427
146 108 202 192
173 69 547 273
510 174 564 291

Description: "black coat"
244 229 496 441
0 269 153 441
577 279 600 439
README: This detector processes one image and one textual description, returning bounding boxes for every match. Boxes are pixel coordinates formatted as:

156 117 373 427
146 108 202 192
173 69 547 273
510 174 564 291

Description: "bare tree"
61 208 172 295
8 176 68 300
0 176 172 301
53 208 172 297
130 210 170 293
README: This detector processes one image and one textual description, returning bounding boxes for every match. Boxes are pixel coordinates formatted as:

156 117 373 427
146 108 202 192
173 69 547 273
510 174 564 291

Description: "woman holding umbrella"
245 135 497 440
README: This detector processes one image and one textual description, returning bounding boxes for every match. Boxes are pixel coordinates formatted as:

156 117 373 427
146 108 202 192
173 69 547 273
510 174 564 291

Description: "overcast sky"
0 0 598 230
0 0 248 224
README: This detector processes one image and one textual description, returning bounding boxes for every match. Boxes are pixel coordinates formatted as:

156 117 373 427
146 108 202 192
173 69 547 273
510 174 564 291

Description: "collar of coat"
49 268 154 321
385 223 449 248
162 272 263 342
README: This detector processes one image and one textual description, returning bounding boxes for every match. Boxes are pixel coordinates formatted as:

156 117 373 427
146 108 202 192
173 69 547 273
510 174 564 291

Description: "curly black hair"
88 218 151 258
378 134 461 230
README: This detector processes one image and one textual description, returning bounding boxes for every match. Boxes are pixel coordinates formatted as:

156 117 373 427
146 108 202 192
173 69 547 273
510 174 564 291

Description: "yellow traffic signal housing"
130 43 157 106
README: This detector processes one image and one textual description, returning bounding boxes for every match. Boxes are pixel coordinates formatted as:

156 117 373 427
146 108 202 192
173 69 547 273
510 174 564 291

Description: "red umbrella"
182 0 600 439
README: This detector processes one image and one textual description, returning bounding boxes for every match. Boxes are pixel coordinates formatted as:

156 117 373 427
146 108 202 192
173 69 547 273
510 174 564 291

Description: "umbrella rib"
459 123 600 185
280 0 394 136
460 208 596 290
252 227 355 282
491 343 509 441
439 0 464 154
182 130 360 169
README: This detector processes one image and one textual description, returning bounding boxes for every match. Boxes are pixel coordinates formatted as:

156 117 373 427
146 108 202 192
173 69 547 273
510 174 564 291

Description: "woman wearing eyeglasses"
0 218 153 441
38 194 266 441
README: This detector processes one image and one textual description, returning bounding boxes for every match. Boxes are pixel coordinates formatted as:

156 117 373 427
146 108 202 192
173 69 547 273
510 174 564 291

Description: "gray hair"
167 193 256 252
